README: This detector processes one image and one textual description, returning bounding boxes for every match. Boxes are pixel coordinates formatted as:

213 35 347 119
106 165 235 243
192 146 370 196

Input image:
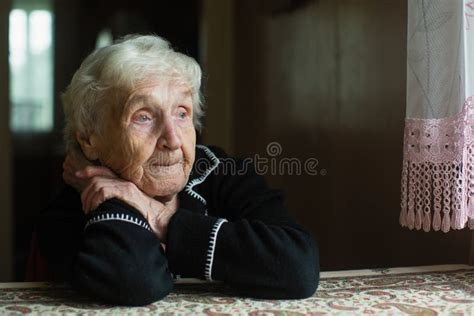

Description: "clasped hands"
62 151 177 243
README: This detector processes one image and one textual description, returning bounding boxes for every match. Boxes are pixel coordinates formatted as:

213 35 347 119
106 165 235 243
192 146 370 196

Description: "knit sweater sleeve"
165 146 320 299
37 185 173 306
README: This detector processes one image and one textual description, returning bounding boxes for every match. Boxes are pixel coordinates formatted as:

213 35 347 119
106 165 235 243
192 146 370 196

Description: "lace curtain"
399 0 474 232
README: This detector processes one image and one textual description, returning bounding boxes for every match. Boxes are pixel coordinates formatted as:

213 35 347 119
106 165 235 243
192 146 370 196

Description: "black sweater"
37 145 320 306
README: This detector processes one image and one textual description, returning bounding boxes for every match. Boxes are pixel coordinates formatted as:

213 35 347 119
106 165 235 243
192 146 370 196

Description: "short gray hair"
62 34 204 151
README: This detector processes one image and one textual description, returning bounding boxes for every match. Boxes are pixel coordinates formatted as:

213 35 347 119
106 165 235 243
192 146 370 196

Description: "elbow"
281 256 320 299
229 247 320 300
255 258 319 300
112 272 173 306
277 238 320 299
286 268 320 299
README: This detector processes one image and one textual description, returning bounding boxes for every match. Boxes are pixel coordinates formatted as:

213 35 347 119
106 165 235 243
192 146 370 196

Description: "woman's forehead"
126 81 192 104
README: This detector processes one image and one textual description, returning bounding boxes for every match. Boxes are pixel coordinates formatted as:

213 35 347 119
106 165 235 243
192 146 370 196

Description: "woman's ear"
76 131 100 161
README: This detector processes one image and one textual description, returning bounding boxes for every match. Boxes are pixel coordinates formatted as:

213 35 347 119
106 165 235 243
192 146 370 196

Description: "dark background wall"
227 0 471 271
0 0 13 281
3 0 472 281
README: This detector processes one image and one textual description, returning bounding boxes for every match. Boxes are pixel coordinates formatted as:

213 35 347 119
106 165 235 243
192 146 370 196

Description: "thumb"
76 166 116 178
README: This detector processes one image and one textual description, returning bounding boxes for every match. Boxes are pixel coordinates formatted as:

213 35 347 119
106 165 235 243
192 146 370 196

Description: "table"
1 265 473 315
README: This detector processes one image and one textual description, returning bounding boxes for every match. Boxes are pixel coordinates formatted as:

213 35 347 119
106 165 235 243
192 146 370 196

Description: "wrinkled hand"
63 151 115 192
62 151 177 242
79 175 177 242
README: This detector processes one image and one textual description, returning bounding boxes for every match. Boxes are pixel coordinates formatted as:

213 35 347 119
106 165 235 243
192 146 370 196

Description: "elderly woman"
37 35 319 306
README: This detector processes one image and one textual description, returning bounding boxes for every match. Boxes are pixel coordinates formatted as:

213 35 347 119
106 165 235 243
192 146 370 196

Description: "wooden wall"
200 0 235 153
0 0 13 281
203 0 471 270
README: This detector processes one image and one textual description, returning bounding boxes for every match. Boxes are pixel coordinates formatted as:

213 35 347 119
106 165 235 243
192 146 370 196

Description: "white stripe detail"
204 218 227 281
184 145 220 205
84 212 152 232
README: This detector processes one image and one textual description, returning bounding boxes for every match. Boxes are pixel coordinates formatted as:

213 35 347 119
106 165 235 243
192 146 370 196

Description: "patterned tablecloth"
0 265 473 315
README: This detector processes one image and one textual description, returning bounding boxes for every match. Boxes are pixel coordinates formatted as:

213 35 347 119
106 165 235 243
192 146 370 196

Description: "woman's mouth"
152 161 181 167
147 158 184 176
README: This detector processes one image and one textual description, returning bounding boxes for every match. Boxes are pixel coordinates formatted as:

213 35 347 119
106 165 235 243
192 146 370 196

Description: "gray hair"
62 34 204 151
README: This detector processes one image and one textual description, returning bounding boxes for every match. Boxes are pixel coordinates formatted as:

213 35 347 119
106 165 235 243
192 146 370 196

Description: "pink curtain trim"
400 96 474 232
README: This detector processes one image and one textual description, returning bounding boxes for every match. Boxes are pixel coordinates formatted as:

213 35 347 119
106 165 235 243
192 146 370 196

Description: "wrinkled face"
95 80 196 198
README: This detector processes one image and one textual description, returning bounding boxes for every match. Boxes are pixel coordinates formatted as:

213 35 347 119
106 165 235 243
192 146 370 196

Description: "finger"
65 150 97 176
81 177 119 213
88 187 115 212
81 177 104 213
86 187 107 213
63 155 85 181
63 168 81 187
77 166 117 179
63 164 88 192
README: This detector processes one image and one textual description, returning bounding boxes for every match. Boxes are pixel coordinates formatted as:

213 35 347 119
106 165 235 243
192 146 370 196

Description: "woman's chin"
143 178 186 199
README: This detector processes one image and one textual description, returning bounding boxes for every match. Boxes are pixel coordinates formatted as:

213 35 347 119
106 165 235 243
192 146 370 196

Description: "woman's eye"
133 113 152 123
178 111 187 119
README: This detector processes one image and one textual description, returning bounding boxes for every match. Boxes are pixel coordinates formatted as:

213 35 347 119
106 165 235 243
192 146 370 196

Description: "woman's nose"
156 116 182 150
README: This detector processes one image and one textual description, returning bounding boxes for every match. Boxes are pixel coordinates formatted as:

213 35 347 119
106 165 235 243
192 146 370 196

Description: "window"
9 0 53 132
96 28 113 49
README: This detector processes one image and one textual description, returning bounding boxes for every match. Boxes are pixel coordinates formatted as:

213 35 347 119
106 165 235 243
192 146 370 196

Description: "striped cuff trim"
204 218 227 281
84 211 152 232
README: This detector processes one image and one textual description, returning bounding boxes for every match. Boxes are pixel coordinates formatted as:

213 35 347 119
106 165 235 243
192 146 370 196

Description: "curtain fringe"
400 158 473 232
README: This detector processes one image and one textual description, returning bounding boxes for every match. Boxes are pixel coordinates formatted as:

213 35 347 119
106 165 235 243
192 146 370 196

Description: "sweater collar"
178 145 220 211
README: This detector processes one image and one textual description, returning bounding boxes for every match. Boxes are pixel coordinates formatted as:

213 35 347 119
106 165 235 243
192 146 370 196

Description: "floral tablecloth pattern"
1 265 473 315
